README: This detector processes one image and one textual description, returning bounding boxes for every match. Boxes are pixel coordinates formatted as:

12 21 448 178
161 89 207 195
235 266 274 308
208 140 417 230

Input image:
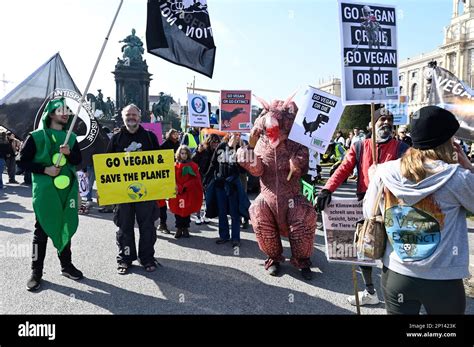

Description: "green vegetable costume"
30 98 79 253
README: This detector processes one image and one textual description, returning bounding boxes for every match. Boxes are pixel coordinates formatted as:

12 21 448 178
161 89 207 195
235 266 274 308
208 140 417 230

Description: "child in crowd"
168 145 203 238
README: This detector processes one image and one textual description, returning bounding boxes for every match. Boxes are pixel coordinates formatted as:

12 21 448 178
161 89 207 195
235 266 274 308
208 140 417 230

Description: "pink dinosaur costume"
237 98 317 271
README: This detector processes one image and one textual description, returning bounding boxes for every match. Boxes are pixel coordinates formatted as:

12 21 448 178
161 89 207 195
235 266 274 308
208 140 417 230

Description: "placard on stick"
288 86 344 154
220 90 252 132
339 1 399 104
93 149 176 205
322 197 377 266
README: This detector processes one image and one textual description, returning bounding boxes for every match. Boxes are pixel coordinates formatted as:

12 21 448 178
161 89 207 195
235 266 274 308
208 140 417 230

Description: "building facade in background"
319 0 474 117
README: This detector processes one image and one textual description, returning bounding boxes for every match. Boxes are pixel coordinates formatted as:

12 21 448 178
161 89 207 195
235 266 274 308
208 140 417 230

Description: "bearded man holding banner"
107 104 160 274
19 98 83 291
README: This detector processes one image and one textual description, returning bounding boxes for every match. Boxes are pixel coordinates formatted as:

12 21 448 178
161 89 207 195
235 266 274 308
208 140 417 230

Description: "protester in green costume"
19 97 84 291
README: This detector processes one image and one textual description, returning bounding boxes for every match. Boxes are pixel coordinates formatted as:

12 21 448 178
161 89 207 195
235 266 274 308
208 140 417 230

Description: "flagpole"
371 102 376 164
55 0 124 167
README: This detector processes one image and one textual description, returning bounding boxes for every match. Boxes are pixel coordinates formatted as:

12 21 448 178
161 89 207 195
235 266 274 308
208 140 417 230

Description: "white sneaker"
195 217 203 225
347 289 380 306
202 217 210 224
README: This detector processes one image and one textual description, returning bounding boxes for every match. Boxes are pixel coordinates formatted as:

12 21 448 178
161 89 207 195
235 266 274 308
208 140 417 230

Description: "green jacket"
30 98 79 253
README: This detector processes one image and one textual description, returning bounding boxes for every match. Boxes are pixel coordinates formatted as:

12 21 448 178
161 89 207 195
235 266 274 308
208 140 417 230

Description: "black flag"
0 53 79 140
146 0 216 78
428 66 474 141
0 53 110 169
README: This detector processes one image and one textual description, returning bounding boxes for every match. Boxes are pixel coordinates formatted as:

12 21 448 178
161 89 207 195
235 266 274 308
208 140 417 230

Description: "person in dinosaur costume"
237 96 317 280
19 97 83 291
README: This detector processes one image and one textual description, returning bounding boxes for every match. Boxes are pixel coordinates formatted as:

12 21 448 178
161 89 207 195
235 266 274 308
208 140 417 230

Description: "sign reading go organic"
93 149 176 205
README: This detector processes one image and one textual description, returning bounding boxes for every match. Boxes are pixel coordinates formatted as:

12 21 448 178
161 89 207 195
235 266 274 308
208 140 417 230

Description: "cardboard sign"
141 122 164 145
77 171 90 198
322 197 377 266
385 95 408 125
220 90 252 132
339 1 398 104
288 86 344 153
93 150 176 205
188 93 210 128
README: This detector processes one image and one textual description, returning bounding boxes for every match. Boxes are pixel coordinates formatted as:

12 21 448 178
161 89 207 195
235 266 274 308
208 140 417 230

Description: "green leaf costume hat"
30 97 79 253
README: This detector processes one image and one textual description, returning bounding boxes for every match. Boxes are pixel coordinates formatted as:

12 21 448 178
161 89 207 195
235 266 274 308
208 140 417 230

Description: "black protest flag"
428 66 474 141
0 53 110 169
0 53 79 140
146 0 216 78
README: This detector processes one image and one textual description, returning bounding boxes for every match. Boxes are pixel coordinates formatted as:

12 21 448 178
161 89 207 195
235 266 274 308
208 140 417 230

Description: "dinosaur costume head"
251 93 299 149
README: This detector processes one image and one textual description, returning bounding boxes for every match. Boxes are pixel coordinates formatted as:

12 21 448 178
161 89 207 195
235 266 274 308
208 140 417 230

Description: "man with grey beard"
106 104 161 274
316 107 409 306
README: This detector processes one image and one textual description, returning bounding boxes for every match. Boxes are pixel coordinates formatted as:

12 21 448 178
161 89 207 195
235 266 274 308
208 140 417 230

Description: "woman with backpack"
364 106 474 314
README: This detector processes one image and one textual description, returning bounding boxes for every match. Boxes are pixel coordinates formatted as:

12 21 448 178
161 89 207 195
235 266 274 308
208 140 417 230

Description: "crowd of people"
1 100 473 315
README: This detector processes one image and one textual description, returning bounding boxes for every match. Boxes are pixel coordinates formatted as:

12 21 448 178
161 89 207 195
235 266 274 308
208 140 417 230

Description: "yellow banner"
93 150 176 205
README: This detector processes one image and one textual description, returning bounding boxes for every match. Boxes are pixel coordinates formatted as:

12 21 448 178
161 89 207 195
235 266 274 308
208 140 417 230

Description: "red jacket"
324 138 408 198
169 161 203 217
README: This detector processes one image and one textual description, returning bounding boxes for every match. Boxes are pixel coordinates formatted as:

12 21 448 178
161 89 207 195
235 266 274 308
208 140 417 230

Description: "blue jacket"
205 175 250 219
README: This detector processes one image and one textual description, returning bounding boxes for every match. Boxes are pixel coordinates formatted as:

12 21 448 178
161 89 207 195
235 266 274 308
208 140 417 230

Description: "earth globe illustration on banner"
127 183 147 200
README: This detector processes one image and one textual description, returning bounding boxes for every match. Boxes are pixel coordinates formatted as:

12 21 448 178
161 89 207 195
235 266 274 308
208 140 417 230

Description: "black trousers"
175 215 191 228
159 205 167 224
115 201 158 265
32 220 72 274
382 266 465 314
6 157 16 181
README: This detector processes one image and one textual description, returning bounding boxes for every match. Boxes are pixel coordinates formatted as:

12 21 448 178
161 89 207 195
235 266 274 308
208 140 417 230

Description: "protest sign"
385 95 408 125
322 197 377 266
220 90 252 132
141 122 164 145
188 93 210 128
339 1 398 104
428 65 474 141
301 179 317 207
77 171 90 198
288 86 344 153
93 149 176 205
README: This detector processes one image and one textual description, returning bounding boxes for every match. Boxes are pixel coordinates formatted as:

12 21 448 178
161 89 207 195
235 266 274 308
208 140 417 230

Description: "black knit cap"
410 106 459 150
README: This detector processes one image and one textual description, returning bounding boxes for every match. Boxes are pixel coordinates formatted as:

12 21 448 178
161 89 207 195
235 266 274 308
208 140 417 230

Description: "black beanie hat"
374 107 393 123
410 106 459 150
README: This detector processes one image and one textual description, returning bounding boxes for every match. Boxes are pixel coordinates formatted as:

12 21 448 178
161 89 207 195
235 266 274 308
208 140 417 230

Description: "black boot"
174 228 183 239
301 267 313 280
159 224 171 234
182 228 190 238
61 264 84 280
26 272 42 291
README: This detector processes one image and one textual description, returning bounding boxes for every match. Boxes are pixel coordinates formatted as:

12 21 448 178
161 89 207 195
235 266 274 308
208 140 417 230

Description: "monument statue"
117 28 146 67
152 92 175 122
96 89 105 110
105 97 116 119
86 90 115 120
113 29 152 122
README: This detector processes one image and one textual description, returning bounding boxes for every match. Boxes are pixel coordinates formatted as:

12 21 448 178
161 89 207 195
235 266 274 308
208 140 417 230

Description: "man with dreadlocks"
237 97 317 280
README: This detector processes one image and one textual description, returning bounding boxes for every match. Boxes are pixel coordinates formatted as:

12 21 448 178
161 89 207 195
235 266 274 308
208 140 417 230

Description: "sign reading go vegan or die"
93 150 176 205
